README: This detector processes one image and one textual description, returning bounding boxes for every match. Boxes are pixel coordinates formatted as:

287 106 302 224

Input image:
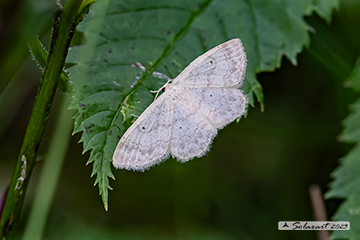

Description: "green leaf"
326 142 360 199
312 0 339 24
29 36 71 93
345 56 360 91
326 57 360 239
67 0 338 208
326 99 360 240
331 191 360 240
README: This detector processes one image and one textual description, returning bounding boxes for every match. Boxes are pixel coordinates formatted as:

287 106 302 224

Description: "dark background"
1 0 360 239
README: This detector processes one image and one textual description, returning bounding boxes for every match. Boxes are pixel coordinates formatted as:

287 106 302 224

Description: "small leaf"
326 98 360 239
345 56 360 91
326 42 360 239
29 36 71 93
312 0 339 24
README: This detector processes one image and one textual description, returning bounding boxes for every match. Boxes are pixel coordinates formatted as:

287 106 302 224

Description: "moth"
113 38 248 171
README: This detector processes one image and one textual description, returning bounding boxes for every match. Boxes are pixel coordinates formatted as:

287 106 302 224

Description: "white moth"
113 38 248 171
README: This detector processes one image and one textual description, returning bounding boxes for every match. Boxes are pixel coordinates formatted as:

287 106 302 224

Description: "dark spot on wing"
180 142 185 149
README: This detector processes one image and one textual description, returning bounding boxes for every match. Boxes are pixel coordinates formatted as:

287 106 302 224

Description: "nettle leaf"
326 53 360 239
326 97 360 200
312 0 339 23
345 56 360 91
327 96 360 239
67 0 338 208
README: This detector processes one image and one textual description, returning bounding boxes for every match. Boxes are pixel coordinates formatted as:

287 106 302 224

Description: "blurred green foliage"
1 0 360 239
326 58 360 239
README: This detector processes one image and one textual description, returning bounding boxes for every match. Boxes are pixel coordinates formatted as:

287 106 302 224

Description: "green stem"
22 95 73 240
0 0 84 238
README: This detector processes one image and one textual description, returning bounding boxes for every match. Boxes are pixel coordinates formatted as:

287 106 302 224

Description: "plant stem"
22 94 73 240
0 0 84 238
